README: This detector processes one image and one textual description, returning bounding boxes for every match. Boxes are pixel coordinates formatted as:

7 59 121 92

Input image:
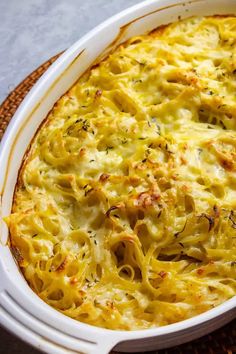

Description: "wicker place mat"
0 54 235 354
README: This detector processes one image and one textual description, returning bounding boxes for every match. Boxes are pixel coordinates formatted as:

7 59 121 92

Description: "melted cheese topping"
7 16 236 330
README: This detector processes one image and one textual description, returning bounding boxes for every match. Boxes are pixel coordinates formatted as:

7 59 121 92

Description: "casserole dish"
0 0 235 353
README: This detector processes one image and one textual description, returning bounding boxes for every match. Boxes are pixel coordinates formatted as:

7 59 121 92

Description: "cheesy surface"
7 16 236 330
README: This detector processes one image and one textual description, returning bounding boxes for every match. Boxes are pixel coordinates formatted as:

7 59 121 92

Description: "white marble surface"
0 0 142 104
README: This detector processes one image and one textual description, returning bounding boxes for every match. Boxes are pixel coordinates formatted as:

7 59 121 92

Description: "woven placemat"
0 52 61 139
0 54 235 354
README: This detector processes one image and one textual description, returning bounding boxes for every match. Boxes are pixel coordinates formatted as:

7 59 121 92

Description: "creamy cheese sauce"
7 16 236 330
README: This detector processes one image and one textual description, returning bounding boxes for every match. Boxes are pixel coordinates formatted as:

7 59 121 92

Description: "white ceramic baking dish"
0 0 235 353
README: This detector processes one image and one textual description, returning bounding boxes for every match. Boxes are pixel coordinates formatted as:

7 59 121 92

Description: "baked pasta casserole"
6 16 236 330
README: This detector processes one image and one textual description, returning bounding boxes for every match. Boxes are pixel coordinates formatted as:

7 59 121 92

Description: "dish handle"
0 266 121 354
89 337 121 354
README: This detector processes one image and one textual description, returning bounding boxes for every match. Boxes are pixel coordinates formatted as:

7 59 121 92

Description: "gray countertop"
0 0 141 104
0 1 141 353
